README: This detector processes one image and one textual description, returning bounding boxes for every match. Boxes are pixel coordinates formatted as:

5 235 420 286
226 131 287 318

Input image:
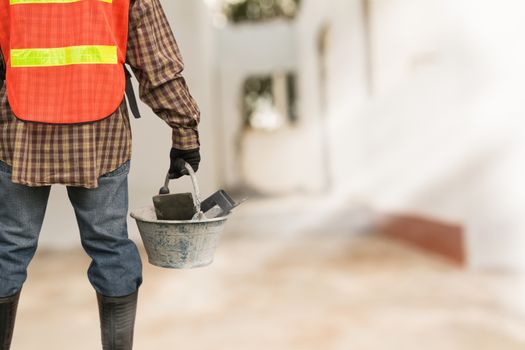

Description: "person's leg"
66 160 142 349
0 160 51 349
66 160 142 296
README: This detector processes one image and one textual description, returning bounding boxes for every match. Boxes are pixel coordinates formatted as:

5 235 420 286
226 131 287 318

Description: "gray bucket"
130 162 229 269
130 206 228 268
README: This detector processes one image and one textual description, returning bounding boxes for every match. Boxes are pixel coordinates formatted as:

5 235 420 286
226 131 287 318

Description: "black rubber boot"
97 290 138 350
0 290 21 350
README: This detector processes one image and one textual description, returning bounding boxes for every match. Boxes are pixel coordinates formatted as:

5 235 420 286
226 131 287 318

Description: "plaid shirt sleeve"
126 0 200 150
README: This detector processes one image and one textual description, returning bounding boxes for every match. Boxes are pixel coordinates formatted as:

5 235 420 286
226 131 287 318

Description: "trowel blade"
201 190 247 218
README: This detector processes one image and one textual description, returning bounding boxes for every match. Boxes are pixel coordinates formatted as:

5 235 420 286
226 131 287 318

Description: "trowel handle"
160 161 202 214
160 158 189 194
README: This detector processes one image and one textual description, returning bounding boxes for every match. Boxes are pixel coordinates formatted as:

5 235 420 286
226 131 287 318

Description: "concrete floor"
10 194 525 349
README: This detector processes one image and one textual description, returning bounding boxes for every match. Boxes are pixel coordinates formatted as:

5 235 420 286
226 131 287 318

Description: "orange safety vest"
0 0 130 124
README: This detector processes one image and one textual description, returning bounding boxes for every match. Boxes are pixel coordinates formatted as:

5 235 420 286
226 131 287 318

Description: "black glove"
169 147 201 179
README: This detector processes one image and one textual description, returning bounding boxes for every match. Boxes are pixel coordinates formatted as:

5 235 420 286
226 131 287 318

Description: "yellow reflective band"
11 45 118 68
10 0 111 4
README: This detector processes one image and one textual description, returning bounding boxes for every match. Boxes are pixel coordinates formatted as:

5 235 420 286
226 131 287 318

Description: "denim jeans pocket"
101 160 130 178
0 160 13 175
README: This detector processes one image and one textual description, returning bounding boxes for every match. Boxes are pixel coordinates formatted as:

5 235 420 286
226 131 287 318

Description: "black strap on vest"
124 65 141 119
123 0 140 119
0 56 5 83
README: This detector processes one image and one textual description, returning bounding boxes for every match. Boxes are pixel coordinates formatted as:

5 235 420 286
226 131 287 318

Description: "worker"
0 0 201 349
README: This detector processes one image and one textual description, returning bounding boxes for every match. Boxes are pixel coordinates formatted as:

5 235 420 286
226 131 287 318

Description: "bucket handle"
159 159 203 217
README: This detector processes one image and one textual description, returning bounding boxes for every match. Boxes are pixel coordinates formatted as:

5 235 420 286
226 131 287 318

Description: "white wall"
215 21 298 191
294 0 525 270
295 0 370 192
216 0 370 194
347 0 525 270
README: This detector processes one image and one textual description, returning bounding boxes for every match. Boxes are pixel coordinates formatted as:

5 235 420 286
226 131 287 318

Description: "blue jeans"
0 159 143 298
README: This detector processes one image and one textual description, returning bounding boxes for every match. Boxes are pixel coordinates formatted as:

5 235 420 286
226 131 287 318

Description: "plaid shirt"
0 0 200 188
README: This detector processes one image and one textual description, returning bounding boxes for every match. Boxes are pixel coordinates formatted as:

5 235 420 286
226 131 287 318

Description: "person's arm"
126 0 200 176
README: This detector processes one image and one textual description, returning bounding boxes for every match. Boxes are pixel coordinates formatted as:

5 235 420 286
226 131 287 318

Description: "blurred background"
15 0 525 349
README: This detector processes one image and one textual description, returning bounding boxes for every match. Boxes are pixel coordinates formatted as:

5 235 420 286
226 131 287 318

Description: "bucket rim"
130 205 229 224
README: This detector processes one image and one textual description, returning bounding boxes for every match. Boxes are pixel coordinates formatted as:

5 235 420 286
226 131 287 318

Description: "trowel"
200 190 247 218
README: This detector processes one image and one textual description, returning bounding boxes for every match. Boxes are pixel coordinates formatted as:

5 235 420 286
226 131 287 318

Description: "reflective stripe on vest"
10 0 111 4
11 45 118 68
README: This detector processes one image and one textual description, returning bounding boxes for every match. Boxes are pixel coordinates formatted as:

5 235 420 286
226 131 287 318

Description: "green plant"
223 0 301 24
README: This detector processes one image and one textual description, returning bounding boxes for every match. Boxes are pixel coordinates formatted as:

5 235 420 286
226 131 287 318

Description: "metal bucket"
130 206 228 268
130 162 229 269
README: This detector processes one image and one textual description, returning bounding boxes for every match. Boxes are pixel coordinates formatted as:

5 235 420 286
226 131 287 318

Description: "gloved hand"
169 147 201 179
